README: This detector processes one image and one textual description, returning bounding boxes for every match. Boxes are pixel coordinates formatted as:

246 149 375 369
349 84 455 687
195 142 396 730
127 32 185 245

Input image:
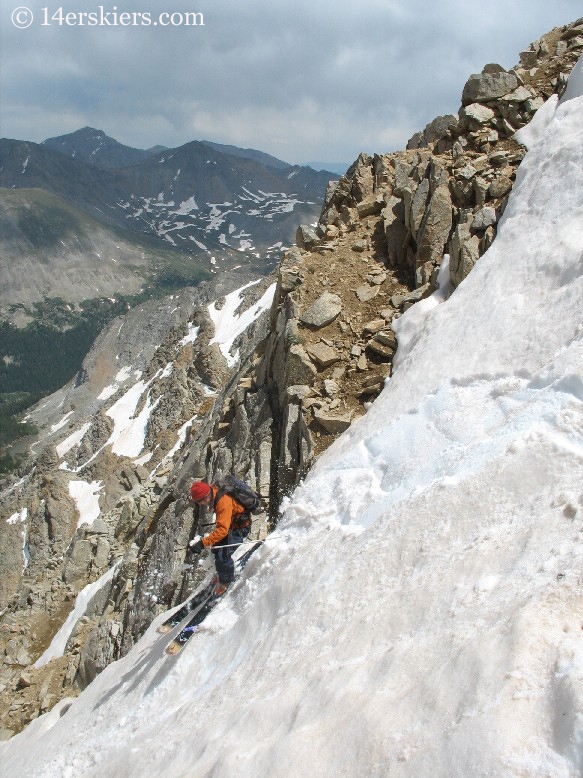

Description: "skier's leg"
214 530 247 583
214 534 235 584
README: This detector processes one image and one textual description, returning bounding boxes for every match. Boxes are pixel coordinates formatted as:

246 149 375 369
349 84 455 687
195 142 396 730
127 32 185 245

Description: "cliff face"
0 19 581 741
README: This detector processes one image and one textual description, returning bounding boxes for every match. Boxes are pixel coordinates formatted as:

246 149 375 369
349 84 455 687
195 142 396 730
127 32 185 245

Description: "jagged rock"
449 222 481 286
296 224 319 250
351 239 369 252
366 271 387 286
366 330 397 361
87 518 109 536
305 342 340 369
391 288 428 309
312 409 352 434
473 177 489 209
356 197 385 218
299 292 342 328
524 96 544 113
363 319 387 335
461 103 495 125
416 183 453 268
76 620 118 689
63 539 93 584
393 158 416 197
15 650 32 667
287 385 313 402
408 179 430 239
358 373 386 396
407 115 458 150
323 379 340 396
373 330 398 350
489 150 510 167
279 249 304 293
500 86 533 103
383 198 408 268
114 500 140 540
356 285 379 303
93 538 110 571
287 345 318 385
347 153 374 202
462 67 518 105
195 343 229 389
489 176 513 198
472 207 497 230
120 467 139 491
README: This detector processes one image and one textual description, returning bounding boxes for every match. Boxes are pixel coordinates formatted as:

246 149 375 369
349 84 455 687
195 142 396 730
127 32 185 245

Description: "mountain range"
0 129 338 445
0 128 338 291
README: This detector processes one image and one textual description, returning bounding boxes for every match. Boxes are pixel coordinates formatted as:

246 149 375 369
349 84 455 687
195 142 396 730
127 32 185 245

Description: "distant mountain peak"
42 128 155 169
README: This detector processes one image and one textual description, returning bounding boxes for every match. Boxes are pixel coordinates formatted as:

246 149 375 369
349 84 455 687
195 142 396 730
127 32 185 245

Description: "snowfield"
2 59 583 777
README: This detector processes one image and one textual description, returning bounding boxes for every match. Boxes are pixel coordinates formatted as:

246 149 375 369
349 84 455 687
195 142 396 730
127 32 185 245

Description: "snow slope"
2 65 583 777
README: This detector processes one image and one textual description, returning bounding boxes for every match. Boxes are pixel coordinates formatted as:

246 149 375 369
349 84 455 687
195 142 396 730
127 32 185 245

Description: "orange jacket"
201 485 247 547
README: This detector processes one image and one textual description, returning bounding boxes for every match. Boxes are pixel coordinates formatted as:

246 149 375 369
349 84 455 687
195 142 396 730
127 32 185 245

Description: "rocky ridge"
0 18 581 740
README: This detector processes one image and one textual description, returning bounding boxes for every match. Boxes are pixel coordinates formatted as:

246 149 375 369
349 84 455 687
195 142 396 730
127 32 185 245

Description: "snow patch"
68 480 103 528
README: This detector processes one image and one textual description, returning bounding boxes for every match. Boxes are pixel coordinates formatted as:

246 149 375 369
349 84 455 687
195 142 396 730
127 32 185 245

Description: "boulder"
195 343 229 389
363 319 387 335
462 69 518 105
406 115 458 149
286 345 318 385
449 222 481 286
299 292 342 328
63 539 93 583
391 287 427 309
323 379 340 396
296 224 319 250
356 285 380 303
416 184 453 267
461 103 495 125
312 409 352 434
489 176 513 199
356 197 385 218
500 86 533 103
472 207 497 230
351 239 369 252
383 198 408 267
305 342 341 368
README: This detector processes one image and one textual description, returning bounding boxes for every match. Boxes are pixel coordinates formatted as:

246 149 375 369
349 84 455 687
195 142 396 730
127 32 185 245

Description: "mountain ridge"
0 17 581 760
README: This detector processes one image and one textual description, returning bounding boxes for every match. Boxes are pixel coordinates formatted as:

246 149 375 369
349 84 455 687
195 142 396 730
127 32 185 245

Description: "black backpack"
214 475 262 529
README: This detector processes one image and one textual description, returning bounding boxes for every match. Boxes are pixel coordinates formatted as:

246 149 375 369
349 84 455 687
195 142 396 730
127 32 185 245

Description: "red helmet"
190 481 211 502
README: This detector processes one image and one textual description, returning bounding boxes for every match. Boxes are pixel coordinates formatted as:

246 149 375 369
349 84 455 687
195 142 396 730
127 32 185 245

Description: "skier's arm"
202 496 233 547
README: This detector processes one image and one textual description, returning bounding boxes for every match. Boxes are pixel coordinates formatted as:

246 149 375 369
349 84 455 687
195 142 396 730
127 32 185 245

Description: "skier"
188 480 253 595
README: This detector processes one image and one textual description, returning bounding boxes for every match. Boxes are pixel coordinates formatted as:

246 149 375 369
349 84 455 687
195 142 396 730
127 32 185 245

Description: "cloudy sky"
0 0 580 164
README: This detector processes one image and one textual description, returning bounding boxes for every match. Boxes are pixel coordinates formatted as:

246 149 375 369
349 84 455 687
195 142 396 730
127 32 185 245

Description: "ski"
157 578 216 634
165 541 262 656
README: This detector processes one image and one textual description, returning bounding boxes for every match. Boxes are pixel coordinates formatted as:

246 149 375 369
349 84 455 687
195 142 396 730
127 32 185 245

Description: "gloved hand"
189 535 205 554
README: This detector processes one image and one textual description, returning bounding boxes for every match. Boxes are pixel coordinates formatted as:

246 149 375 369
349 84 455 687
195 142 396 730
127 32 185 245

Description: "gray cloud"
1 0 581 163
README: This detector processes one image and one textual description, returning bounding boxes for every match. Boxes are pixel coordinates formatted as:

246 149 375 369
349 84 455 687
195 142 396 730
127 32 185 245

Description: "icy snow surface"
2 86 583 777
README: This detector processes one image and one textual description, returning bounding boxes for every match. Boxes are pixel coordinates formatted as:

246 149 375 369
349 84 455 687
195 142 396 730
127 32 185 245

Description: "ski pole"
205 535 282 550
190 535 282 552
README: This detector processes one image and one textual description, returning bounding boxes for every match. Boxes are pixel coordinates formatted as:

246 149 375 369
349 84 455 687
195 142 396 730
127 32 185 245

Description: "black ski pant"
212 529 248 584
